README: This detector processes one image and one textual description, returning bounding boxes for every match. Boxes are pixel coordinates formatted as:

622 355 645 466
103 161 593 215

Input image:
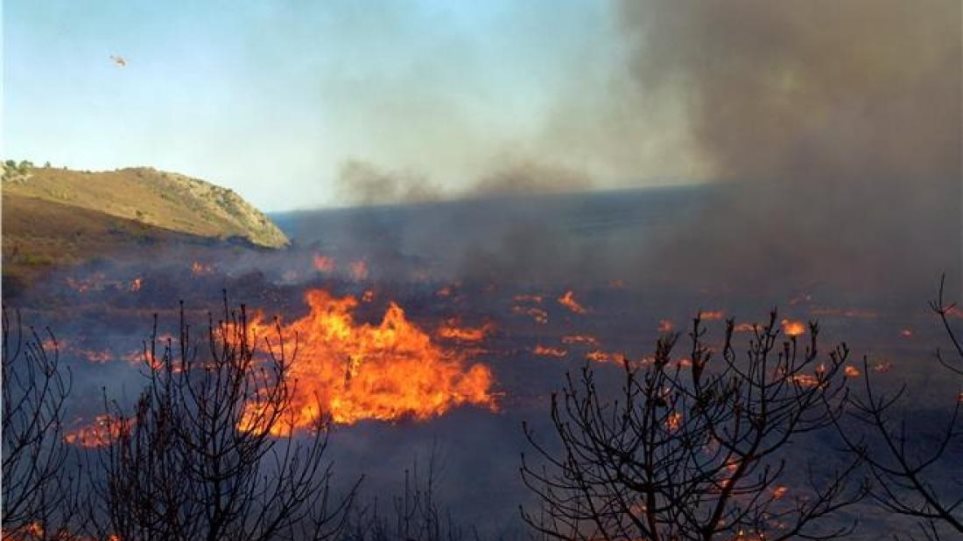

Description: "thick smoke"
621 0 962 297
336 158 594 206
305 0 960 299
336 160 443 206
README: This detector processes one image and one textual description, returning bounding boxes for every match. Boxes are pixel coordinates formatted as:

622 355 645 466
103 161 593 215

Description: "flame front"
780 319 806 337
557 290 587 314
65 415 130 448
436 318 494 342
246 289 496 431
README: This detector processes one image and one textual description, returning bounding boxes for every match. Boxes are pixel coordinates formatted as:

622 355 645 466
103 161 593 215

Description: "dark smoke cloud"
335 158 593 206
623 0 959 183
306 1 960 302
469 159 593 198
621 0 962 297
336 159 443 206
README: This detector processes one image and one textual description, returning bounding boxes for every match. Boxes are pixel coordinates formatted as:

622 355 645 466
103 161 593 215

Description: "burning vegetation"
557 290 587 314
245 289 496 429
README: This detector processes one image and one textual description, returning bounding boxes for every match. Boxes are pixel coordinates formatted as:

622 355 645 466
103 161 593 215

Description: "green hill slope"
2 163 289 292
2 165 288 248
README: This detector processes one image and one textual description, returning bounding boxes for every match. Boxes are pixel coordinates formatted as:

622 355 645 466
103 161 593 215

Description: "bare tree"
521 312 865 541
84 297 359 541
2 309 79 540
343 446 474 541
835 277 963 540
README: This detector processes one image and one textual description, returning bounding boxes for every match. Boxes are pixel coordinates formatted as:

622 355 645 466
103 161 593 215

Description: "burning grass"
245 289 497 430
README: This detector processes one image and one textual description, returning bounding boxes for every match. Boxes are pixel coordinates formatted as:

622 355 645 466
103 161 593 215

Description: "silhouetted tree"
85 297 358 541
835 277 963 540
343 446 474 541
521 312 865 541
2 309 79 540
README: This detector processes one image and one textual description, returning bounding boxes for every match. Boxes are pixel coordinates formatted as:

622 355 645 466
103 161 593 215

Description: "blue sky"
3 1 697 210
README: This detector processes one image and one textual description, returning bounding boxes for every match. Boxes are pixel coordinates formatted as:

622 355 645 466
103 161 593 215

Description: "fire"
129 277 143 292
843 365 861 378
666 411 682 432
191 261 214 276
244 289 496 430
66 273 107 293
557 290 587 314
349 260 368 281
64 415 130 448
78 348 113 363
772 485 789 499
788 374 820 388
561 334 600 348
512 305 549 324
658 319 674 333
361 289 375 303
436 318 494 342
1 521 70 541
699 310 725 321
313 254 336 273
872 361 893 373
533 345 567 358
780 319 806 337
586 350 627 364
733 322 759 333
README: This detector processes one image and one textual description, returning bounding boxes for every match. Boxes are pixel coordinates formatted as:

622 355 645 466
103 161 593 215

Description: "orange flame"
733 322 759 333
512 305 549 324
533 345 567 358
64 415 131 448
191 261 214 276
436 318 494 342
780 319 806 337
788 374 821 388
129 277 143 292
843 365 861 378
245 289 496 431
772 485 789 500
557 290 587 314
586 350 627 364
699 310 725 321
313 254 336 273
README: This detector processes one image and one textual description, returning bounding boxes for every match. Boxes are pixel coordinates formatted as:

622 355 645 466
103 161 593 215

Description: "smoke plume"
620 0 961 296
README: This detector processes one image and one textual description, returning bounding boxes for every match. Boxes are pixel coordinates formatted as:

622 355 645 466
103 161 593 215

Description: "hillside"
2 164 288 248
2 163 289 293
